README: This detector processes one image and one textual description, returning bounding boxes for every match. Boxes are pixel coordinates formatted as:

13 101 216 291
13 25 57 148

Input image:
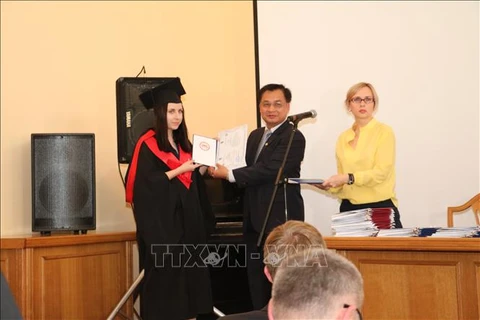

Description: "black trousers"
340 199 403 228
243 230 272 310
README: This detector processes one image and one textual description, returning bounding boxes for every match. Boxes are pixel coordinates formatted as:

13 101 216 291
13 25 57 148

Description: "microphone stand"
256 120 299 247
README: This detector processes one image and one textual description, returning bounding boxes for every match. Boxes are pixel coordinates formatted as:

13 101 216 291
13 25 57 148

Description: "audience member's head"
263 220 327 282
269 248 364 320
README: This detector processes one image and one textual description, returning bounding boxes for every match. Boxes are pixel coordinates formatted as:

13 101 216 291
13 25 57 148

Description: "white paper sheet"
216 124 248 169
192 134 218 167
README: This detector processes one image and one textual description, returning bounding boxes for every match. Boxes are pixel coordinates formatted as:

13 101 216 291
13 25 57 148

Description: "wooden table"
2 232 479 319
326 237 480 320
1 231 136 320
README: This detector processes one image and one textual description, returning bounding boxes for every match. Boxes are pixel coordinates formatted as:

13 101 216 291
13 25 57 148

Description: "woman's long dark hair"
153 102 192 153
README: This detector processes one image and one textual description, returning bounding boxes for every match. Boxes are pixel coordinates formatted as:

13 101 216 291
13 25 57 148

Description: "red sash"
125 130 192 204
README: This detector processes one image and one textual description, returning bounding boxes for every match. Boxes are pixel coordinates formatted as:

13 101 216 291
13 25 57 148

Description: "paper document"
192 124 248 169
287 178 325 184
216 124 248 170
192 135 218 167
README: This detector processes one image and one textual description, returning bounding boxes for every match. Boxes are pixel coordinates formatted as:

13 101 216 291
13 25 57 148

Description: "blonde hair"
344 82 379 111
263 220 327 279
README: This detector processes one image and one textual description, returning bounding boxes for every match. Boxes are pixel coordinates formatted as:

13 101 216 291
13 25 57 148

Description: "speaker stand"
107 270 226 320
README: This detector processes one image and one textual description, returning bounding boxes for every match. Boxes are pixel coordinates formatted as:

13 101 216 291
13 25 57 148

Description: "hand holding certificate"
192 124 248 168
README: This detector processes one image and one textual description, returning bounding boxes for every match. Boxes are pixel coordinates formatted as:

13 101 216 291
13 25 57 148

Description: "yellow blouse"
332 118 398 207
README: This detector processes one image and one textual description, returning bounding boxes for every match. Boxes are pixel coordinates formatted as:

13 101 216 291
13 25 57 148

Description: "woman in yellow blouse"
317 82 403 228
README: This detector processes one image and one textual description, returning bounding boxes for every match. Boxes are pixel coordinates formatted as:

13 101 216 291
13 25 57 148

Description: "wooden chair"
447 193 480 227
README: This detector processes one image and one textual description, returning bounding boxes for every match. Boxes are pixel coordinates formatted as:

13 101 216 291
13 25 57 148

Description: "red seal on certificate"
199 142 210 151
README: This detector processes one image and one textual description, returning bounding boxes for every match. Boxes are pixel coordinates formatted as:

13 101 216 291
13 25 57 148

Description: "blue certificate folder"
287 178 325 184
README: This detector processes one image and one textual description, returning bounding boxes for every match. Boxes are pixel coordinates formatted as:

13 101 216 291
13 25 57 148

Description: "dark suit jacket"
233 121 306 237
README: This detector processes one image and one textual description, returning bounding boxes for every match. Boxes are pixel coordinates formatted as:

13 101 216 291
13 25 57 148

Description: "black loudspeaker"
31 134 96 235
116 77 179 164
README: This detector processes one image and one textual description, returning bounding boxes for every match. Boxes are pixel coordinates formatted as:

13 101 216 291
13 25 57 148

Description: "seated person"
221 220 326 319
1 272 22 320
268 248 364 320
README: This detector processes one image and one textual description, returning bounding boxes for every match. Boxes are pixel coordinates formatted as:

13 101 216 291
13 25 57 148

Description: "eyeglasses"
261 101 285 109
350 97 374 104
343 304 363 320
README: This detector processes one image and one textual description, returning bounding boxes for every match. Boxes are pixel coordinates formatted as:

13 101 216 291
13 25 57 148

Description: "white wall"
258 1 480 235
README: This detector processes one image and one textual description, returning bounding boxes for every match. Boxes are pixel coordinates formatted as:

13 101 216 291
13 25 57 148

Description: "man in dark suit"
211 83 306 309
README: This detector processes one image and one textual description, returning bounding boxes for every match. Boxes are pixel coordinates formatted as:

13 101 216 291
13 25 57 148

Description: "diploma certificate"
287 178 325 184
192 135 218 167
216 124 248 169
192 124 248 169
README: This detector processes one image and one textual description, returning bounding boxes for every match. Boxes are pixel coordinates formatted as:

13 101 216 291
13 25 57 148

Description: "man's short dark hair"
259 84 292 103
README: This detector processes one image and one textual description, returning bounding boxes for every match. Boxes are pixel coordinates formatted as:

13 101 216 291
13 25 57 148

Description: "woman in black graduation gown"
125 78 214 320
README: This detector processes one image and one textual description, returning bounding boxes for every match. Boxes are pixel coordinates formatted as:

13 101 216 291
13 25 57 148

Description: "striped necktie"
254 129 271 162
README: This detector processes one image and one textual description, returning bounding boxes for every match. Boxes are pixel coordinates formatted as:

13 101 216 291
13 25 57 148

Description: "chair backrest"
447 193 480 227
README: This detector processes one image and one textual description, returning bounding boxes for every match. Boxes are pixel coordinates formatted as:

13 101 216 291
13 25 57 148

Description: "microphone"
287 109 317 122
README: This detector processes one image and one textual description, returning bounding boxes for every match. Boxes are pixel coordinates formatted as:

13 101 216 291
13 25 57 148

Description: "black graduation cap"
139 77 186 109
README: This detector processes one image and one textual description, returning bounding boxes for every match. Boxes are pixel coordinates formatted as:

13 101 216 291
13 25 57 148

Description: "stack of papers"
429 226 480 238
332 221 378 237
377 228 419 237
369 208 395 229
417 227 440 237
331 210 480 238
331 208 395 237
